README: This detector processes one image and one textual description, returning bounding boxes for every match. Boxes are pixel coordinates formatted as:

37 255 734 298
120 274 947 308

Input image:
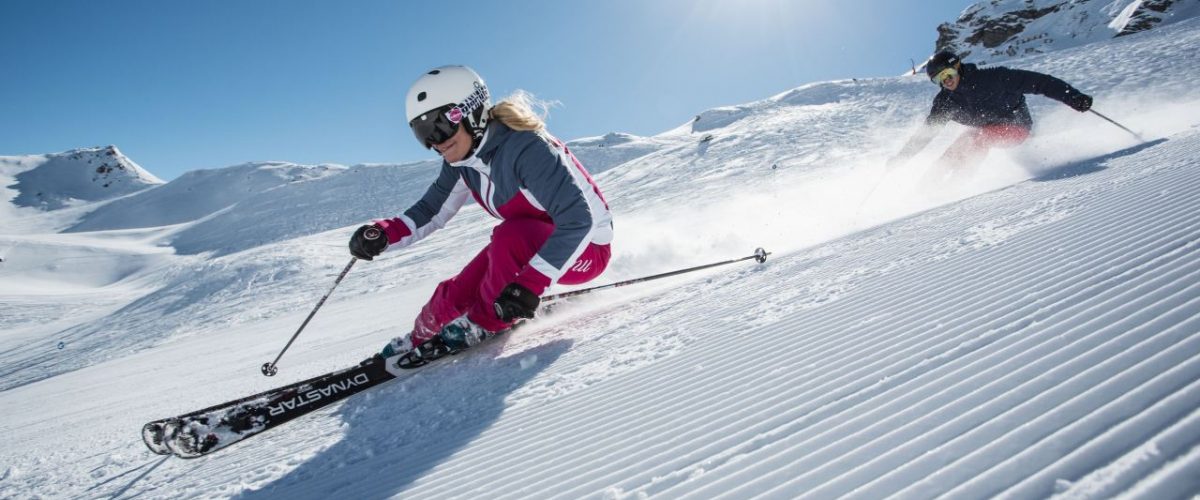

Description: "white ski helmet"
405 65 492 149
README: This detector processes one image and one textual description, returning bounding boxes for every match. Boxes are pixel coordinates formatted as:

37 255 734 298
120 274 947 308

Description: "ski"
162 354 396 458
142 333 501 459
141 362 364 455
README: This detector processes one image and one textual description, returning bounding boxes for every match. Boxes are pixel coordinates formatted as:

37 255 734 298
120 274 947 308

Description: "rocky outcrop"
1117 0 1179 35
932 0 1198 64
7 145 163 210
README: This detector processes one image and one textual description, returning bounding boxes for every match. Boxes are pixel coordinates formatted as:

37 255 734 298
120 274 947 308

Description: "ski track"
5 130 1200 500
174 129 1198 500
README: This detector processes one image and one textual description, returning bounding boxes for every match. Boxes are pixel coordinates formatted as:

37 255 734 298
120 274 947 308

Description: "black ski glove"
1066 93 1093 112
493 282 540 322
349 224 387 261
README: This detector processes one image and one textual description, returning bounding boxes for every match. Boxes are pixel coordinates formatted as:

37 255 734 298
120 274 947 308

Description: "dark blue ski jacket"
927 63 1087 129
374 121 613 294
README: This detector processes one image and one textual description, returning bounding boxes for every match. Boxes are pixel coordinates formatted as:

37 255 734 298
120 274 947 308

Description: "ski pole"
852 169 889 224
542 247 770 302
1090 109 1145 142
260 227 380 376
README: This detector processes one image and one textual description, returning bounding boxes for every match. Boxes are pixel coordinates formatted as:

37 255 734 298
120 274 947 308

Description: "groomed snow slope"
1 15 1199 500
4 126 1198 500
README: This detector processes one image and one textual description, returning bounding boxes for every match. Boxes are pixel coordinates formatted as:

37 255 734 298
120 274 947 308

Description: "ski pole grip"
363 226 383 241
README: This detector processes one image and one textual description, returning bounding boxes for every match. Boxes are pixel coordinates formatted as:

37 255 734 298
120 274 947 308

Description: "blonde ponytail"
490 90 552 132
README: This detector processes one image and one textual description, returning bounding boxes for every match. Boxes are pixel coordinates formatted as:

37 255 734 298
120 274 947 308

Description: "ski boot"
379 333 415 358
383 316 493 370
437 315 493 352
393 337 455 369
381 331 454 370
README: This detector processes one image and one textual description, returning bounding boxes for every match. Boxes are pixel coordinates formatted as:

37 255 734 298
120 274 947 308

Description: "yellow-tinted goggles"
932 67 958 86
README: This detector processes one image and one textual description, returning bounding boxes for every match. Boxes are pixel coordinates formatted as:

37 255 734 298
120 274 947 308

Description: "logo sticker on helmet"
446 107 464 124
445 81 489 126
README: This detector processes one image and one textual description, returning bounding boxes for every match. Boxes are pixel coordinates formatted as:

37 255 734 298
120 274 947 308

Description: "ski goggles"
931 67 958 86
409 104 463 149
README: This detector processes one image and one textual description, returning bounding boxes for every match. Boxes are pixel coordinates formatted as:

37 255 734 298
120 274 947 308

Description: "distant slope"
65 161 347 233
66 159 442 256
566 132 680 175
0 145 161 211
166 161 441 256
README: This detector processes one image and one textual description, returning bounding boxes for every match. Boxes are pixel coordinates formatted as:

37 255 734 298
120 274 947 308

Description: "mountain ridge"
935 0 1200 63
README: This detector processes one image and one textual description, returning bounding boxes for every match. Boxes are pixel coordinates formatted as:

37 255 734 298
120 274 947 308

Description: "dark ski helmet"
925 51 961 81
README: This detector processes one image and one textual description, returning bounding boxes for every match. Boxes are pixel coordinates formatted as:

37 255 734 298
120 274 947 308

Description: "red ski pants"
939 124 1030 168
410 218 610 344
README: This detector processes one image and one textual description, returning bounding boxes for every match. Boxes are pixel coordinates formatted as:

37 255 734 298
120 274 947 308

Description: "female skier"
349 65 613 366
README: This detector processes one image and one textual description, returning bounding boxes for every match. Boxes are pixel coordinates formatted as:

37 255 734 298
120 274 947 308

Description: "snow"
0 146 163 234
941 0 1200 64
2 146 161 211
1 11 1200 500
566 132 674 176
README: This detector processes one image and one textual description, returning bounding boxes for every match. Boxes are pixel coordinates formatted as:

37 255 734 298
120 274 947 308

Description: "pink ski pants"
410 218 610 345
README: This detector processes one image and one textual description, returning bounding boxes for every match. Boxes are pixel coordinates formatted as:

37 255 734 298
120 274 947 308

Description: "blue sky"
1 0 974 180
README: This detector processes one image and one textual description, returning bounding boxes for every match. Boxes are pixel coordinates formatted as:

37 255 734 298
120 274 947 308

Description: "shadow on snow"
235 338 573 499
1030 138 1167 182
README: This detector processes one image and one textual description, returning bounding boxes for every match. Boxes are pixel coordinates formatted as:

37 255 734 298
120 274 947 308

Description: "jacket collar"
958 63 977 79
446 120 515 170
476 121 515 163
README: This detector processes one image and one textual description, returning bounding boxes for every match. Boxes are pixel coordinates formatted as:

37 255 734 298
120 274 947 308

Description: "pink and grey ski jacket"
375 121 614 294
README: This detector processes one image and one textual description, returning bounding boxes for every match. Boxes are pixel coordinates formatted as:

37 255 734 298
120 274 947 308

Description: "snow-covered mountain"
0 146 163 235
66 161 348 233
0 145 162 209
1 12 1199 500
564 132 678 176
65 160 447 256
936 0 1200 63
1 143 160 208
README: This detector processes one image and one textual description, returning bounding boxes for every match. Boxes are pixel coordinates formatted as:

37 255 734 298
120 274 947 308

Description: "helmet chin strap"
466 107 490 154
468 131 483 157
454 124 485 161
